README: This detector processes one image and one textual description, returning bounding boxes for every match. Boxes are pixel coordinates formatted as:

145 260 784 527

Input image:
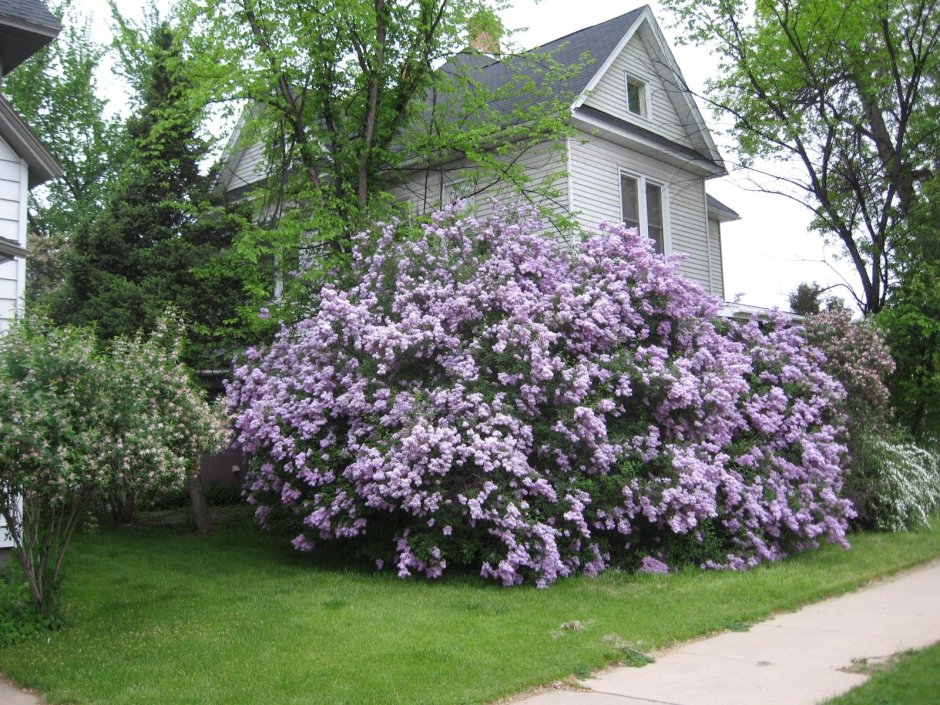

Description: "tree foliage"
789 282 824 316
50 14 252 370
0 315 229 617
878 174 940 444
2 0 126 304
662 0 940 314
180 0 579 318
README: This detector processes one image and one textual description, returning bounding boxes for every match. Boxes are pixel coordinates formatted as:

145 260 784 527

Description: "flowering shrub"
0 315 229 616
803 309 895 427
841 430 940 532
228 207 853 586
802 309 940 531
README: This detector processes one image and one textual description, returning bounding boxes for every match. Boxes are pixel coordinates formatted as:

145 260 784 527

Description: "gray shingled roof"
439 8 645 120
430 6 721 172
0 0 61 74
0 0 61 32
706 194 740 221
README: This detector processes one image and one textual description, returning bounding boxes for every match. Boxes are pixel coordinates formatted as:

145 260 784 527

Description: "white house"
216 6 738 299
0 0 63 550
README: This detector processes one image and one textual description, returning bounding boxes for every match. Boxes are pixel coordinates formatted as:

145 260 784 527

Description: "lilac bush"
227 207 854 586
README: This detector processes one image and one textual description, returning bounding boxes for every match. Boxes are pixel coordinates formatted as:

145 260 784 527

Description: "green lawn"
823 643 940 705
2 511 940 705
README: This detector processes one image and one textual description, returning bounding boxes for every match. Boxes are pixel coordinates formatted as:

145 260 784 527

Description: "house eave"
0 9 62 74
0 94 63 187
0 237 27 260
706 194 740 223
572 105 726 178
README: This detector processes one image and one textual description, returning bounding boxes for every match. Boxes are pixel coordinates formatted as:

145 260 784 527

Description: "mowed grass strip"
823 642 940 705
2 512 939 705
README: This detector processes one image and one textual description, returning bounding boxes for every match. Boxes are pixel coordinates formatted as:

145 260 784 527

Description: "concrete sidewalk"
515 560 940 705
0 679 39 705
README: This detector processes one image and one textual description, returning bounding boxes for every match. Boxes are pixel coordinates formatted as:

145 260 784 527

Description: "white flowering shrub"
850 436 940 532
0 315 230 616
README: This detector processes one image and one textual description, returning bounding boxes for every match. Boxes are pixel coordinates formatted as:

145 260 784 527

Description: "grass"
1 511 939 705
823 643 940 705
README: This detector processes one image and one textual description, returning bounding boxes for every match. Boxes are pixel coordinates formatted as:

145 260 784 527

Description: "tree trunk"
188 476 212 534
109 491 136 524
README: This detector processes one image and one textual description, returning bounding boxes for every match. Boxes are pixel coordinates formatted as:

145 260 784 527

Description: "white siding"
707 217 725 300
0 136 26 336
227 140 268 192
568 133 715 292
0 135 25 548
583 32 697 150
390 141 569 223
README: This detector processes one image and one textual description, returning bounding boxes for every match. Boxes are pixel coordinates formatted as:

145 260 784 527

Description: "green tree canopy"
179 0 580 318
51 14 252 370
3 0 126 304
662 0 940 314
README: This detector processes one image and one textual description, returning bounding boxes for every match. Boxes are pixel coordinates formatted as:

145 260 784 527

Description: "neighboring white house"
0 0 63 550
215 6 738 299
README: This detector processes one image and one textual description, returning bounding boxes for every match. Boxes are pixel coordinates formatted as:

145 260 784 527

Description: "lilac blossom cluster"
227 207 854 586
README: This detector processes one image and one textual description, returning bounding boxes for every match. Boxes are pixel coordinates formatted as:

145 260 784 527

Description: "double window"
620 173 666 254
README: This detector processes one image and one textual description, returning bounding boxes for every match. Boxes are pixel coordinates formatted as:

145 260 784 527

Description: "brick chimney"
468 10 502 55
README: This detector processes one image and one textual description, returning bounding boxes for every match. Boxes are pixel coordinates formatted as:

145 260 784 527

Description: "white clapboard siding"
583 32 694 150
228 140 268 192
708 217 725 299
0 199 19 221
568 133 713 292
0 177 19 201
390 141 569 223
0 135 26 340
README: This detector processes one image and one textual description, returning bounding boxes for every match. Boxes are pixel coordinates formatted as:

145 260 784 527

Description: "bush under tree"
0 316 229 617
227 208 854 587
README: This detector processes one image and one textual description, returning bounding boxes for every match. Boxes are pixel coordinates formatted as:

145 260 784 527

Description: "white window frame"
624 73 652 119
618 169 671 254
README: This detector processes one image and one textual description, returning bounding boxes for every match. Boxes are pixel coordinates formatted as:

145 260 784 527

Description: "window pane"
621 175 639 229
627 79 642 115
646 183 664 253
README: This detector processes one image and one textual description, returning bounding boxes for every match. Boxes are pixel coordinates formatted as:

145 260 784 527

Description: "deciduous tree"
180 0 579 317
0 315 229 616
662 0 940 314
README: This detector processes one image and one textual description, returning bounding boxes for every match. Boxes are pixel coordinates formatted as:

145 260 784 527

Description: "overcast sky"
69 0 859 311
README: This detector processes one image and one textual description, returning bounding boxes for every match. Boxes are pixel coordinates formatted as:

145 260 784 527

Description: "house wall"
0 135 26 332
389 140 569 222
707 217 725 300
226 140 268 195
583 32 694 151
568 132 715 293
0 135 26 550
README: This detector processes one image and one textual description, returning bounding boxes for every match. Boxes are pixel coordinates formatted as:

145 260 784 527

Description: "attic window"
626 75 646 117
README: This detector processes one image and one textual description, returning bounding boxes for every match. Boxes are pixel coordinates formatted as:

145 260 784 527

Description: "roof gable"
438 7 722 169
0 94 62 187
0 0 61 74
572 7 723 168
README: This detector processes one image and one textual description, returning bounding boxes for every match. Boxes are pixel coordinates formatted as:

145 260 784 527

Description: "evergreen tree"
52 18 251 371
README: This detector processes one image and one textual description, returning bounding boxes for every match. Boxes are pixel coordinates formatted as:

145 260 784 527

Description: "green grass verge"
823 642 940 705
1 512 939 705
